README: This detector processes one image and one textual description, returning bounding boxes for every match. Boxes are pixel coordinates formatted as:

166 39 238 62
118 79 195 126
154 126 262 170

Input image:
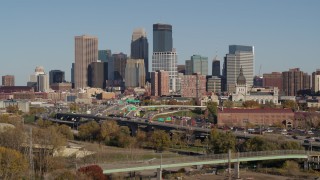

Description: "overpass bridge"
46 113 320 150
52 113 212 137
139 105 207 109
101 150 317 179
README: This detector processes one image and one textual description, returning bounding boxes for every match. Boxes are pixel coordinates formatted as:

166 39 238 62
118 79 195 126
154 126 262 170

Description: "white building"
0 100 30 113
232 67 279 105
152 51 178 92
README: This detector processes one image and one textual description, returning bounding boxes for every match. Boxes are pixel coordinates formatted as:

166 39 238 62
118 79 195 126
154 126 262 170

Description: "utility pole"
228 149 231 179
29 127 34 180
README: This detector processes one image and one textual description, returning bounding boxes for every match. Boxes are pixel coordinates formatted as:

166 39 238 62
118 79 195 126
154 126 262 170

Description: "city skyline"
0 0 319 85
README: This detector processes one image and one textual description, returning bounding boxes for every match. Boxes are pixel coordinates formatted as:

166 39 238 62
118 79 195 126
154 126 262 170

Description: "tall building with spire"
74 35 98 89
131 28 149 81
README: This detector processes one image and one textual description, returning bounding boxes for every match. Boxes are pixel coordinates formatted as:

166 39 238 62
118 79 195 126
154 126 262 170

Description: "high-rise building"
206 76 221 93
263 72 283 94
37 74 49 92
282 68 310 96
152 51 177 92
98 49 112 62
131 28 149 81
185 60 192 75
88 61 108 89
180 73 206 98
2 75 15 86
223 45 254 93
125 59 145 88
303 73 311 91
49 70 65 86
312 69 320 93
74 35 98 89
185 55 208 75
212 58 221 77
71 63 75 88
253 76 263 87
112 52 127 81
177 65 186 74
190 55 208 75
112 53 127 82
151 70 169 96
153 23 172 52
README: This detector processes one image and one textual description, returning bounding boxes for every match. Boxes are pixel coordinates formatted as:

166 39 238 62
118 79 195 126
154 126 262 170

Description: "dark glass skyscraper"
131 28 149 81
98 49 112 62
212 60 220 76
88 61 108 89
49 70 65 85
153 23 172 52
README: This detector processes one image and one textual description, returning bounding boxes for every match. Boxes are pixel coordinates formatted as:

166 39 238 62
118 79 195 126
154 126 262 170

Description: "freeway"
47 113 320 149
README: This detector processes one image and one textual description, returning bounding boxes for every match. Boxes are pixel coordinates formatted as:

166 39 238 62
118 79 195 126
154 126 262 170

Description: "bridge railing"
99 150 308 171
169 150 306 163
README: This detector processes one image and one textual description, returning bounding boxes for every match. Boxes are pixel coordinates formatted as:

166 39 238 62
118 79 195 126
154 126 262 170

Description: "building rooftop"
219 108 293 114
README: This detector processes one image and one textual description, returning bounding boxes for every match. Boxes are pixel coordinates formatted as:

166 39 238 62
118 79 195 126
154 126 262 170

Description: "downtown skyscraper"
74 35 98 89
153 24 172 52
131 28 149 81
185 55 208 75
223 45 254 93
152 23 178 93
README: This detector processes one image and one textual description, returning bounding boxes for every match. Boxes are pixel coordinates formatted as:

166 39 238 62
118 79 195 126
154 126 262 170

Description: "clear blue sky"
0 0 319 85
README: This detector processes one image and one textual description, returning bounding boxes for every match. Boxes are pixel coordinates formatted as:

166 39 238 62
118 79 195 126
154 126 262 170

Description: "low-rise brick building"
217 108 294 127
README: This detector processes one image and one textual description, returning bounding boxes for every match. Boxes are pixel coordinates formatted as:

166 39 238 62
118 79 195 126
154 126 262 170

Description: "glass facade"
153 24 172 52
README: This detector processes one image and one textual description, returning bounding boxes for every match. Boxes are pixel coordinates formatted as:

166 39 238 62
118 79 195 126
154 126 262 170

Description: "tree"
0 147 28 180
29 107 46 115
241 137 278 152
32 126 67 175
242 100 260 108
207 101 218 123
69 103 79 112
36 118 53 128
208 128 236 154
150 130 171 152
281 160 300 176
280 141 303 150
135 130 147 148
78 165 106 180
6 105 20 114
223 100 234 108
115 126 135 148
99 120 119 143
0 126 25 151
56 124 74 140
282 100 298 111
78 121 100 141
261 101 276 108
